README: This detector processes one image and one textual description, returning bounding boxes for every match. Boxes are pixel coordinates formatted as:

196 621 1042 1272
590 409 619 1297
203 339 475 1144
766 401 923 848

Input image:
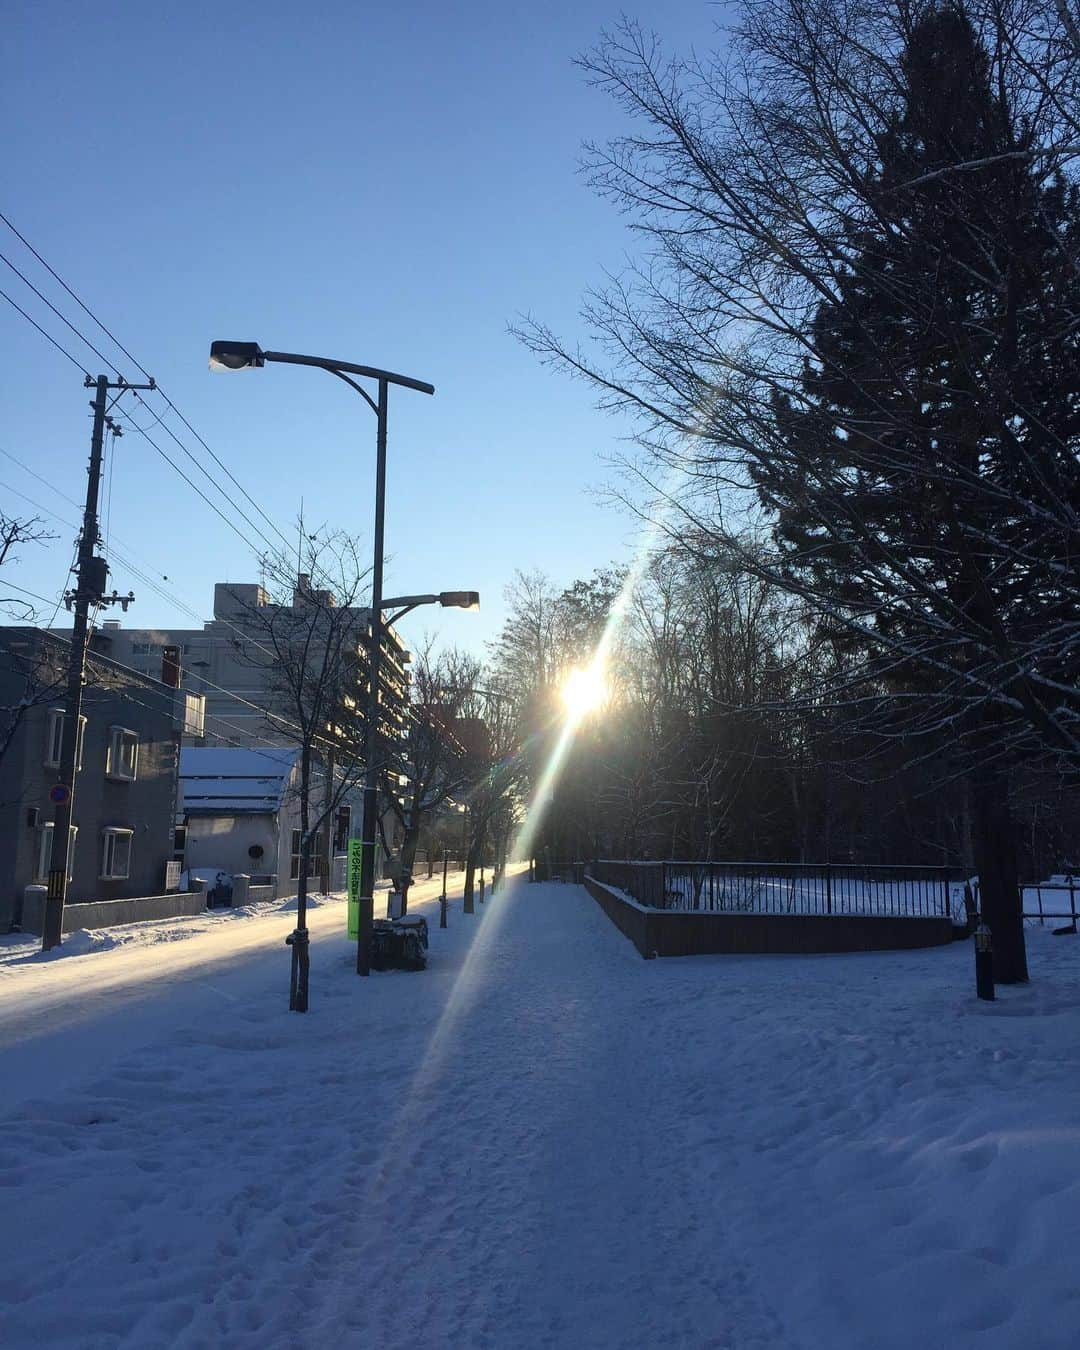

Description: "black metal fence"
592 860 964 920
1020 879 1078 926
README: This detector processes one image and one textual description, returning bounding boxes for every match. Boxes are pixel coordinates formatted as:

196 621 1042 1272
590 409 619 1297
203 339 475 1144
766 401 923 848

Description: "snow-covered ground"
1 872 1077 1348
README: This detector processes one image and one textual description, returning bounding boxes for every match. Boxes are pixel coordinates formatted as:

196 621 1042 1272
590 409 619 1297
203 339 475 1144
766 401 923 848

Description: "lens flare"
560 664 607 721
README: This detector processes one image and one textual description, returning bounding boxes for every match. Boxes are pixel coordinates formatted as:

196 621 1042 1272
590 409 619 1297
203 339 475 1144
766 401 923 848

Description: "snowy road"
1 876 1078 1348
0 870 475 1112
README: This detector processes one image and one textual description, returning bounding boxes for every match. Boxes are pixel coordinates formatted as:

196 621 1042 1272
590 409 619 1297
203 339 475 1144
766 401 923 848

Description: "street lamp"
382 592 480 624
210 338 444 1001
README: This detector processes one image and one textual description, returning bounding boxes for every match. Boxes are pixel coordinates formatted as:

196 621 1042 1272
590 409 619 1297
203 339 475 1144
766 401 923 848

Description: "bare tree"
378 643 482 913
226 534 372 1012
0 512 56 621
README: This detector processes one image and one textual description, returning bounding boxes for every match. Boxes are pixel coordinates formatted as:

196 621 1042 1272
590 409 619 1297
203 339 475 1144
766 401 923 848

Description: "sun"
560 664 608 721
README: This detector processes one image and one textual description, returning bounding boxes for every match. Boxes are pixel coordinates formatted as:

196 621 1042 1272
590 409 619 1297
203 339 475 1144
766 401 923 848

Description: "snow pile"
0 872 1075 1348
4 926 119 964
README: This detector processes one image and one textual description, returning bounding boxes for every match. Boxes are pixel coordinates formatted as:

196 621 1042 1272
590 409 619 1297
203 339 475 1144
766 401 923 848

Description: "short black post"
440 847 448 929
479 862 485 905
975 921 995 1001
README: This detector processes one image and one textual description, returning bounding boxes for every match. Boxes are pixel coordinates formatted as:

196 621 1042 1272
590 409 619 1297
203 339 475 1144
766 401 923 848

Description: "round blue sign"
48 784 71 805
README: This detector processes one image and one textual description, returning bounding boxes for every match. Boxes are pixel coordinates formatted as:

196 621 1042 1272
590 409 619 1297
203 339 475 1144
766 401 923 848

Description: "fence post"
825 864 833 916
1070 879 1077 932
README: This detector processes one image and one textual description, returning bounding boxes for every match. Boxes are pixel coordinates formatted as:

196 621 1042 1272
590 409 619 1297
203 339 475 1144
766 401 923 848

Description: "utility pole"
42 373 154 951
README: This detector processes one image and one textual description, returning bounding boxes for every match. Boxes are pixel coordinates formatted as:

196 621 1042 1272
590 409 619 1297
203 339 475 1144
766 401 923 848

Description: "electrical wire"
0 247 121 376
0 284 90 377
2 579 57 607
0 228 291 563
0 210 293 552
0 472 369 751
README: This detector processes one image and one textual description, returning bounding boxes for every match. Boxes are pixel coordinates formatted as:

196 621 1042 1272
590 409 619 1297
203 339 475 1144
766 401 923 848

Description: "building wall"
184 811 282 879
79 578 411 754
0 631 181 928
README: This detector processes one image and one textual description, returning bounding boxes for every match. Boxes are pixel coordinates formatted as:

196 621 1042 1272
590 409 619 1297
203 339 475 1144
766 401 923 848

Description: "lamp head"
438 590 480 611
209 340 266 371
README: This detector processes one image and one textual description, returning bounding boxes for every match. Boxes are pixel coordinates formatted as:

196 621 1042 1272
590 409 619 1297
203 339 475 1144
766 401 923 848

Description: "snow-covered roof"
179 746 299 815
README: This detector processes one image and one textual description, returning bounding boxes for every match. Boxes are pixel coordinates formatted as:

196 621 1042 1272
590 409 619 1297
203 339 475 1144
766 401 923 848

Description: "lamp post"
210 341 438 998
209 341 479 988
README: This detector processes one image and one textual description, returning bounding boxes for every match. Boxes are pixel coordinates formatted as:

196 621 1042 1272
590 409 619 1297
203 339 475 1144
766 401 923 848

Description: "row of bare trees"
236 535 524 932
492 554 1078 914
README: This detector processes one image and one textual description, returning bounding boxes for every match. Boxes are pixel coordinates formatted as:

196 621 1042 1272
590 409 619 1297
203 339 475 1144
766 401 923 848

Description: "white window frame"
106 726 139 781
34 824 78 883
44 709 86 771
101 827 134 880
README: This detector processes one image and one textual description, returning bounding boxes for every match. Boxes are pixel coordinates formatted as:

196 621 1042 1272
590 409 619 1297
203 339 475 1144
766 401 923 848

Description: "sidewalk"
1 876 1078 1348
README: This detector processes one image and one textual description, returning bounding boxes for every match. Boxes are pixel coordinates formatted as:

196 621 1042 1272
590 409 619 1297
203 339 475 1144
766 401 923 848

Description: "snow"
1 872 1077 1348
178 745 299 812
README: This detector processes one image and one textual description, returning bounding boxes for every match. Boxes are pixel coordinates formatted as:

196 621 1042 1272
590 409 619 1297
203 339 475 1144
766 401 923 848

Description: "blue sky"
2 1 724 656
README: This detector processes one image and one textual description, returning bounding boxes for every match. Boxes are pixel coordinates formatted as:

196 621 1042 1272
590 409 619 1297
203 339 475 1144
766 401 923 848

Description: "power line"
1 579 58 607
125 391 284 557
0 247 122 377
0 464 276 666
0 210 292 552
0 217 352 618
0 259 285 558
0 279 279 555
0 284 90 377
110 406 281 557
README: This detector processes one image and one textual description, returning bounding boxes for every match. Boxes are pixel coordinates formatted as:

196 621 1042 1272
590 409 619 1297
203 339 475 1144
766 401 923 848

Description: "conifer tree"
753 6 1080 979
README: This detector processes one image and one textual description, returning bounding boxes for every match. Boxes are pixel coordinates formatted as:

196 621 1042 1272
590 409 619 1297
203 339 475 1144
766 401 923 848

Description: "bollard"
975 921 995 1001
440 847 448 929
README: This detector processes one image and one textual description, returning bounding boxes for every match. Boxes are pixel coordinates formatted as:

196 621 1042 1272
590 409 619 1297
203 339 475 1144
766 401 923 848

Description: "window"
106 727 139 781
44 710 86 771
101 828 133 880
131 642 151 655
334 806 352 853
34 824 77 883
173 825 187 858
290 829 326 880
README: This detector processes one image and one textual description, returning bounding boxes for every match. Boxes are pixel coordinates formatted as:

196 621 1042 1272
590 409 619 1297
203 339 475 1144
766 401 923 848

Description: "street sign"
48 784 71 806
347 839 363 939
347 838 380 938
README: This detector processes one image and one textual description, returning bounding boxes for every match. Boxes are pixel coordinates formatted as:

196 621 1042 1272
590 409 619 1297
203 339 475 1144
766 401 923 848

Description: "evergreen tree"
756 6 1080 979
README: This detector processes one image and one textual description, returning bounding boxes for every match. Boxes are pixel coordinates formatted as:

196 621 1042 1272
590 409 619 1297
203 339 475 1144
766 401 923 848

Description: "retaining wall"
583 875 954 959
20 889 207 936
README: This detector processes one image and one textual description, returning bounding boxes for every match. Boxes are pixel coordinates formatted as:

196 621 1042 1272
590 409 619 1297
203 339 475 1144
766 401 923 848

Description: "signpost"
347 839 363 939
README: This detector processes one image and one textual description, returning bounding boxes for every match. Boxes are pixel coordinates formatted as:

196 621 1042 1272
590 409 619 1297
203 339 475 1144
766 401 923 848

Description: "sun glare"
560 665 607 720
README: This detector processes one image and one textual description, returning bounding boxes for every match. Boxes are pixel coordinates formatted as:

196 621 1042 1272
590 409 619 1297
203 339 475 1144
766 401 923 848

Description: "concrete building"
72 576 411 754
0 628 205 930
179 746 304 888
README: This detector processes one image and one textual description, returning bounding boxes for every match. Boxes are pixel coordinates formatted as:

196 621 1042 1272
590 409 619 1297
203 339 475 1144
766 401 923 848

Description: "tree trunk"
292 746 313 1011
463 836 478 914
399 827 420 916
970 768 1028 984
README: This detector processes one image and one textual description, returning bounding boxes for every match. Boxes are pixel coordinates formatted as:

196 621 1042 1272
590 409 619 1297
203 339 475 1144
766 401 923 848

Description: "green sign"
347 839 363 938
